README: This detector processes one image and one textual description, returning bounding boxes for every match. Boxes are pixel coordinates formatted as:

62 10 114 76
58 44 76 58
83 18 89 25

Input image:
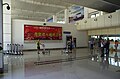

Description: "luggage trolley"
15 44 18 55
9 44 12 55
61 45 70 55
19 44 23 55
11 44 15 55
41 44 50 55
17 44 21 55
16 44 23 55
7 44 10 54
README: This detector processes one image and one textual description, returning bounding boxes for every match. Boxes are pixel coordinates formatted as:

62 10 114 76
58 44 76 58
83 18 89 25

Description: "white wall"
12 19 88 50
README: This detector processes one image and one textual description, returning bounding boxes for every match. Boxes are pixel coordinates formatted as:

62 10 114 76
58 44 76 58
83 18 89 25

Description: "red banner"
24 25 62 40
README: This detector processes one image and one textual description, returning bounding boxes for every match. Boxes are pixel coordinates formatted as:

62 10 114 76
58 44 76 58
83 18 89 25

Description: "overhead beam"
11 14 46 20
19 0 66 9
11 8 54 15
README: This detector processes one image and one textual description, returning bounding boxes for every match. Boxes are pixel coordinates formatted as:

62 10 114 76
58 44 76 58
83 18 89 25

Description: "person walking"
37 39 41 54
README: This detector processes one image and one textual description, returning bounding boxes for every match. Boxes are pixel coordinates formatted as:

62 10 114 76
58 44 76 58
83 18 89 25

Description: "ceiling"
11 0 120 22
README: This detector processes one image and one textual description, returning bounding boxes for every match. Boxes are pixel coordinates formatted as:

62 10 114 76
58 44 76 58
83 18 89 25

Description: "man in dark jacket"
105 38 110 55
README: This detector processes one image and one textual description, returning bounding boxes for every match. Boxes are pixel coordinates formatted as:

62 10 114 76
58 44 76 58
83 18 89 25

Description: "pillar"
53 15 57 23
0 0 3 73
64 9 69 23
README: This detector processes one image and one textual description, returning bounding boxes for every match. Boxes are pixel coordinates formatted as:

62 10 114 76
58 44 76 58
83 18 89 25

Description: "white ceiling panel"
11 0 70 21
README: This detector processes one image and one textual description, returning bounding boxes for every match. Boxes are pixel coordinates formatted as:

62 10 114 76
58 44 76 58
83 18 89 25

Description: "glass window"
91 15 95 18
88 11 99 18
96 14 99 17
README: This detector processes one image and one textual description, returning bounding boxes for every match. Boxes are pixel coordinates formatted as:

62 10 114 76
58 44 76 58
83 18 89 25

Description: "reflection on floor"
0 48 120 79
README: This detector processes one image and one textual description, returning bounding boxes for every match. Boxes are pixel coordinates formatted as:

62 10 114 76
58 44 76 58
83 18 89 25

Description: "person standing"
114 40 118 53
37 39 41 54
114 40 118 62
67 39 72 53
100 39 105 57
89 39 94 55
105 38 110 55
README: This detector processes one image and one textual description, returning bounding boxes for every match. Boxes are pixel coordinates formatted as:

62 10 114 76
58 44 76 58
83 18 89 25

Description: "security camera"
3 3 10 10
6 5 10 10
43 23 46 25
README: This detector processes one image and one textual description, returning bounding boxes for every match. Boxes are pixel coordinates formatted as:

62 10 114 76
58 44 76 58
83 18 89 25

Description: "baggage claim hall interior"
0 0 120 79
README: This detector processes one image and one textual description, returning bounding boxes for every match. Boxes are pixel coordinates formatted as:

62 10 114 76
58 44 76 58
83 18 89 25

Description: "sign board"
68 5 84 23
24 25 62 41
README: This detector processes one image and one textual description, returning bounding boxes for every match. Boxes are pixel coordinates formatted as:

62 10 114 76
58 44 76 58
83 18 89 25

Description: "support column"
64 9 69 24
53 15 57 23
3 0 11 50
84 7 88 19
0 0 3 46
0 0 3 73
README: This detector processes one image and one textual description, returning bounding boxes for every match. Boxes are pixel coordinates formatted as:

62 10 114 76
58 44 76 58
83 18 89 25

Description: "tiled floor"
0 48 120 79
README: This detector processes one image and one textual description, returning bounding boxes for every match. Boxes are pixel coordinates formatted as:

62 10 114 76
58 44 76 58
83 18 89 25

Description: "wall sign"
24 25 62 41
